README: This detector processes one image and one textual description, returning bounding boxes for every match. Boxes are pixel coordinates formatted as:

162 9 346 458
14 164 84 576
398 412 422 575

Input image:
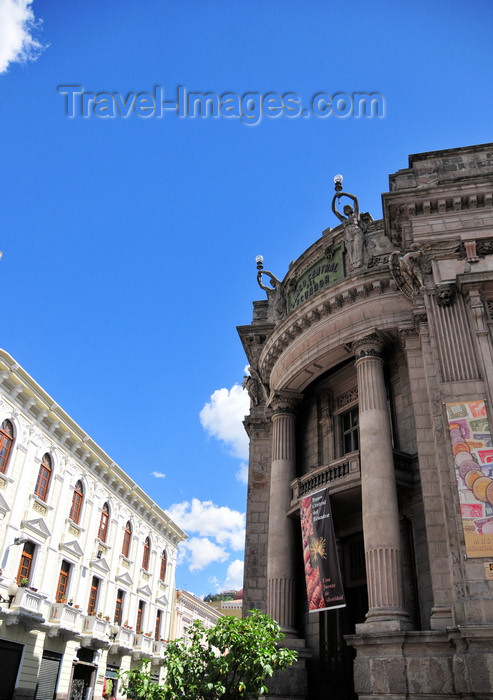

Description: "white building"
0 349 187 700
171 589 222 642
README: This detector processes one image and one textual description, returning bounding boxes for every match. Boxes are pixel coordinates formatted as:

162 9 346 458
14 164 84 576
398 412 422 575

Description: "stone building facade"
0 349 187 700
238 143 493 699
171 589 222 641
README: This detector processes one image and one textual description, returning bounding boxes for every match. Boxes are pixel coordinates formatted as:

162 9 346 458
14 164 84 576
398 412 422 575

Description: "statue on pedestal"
255 255 287 323
331 175 367 270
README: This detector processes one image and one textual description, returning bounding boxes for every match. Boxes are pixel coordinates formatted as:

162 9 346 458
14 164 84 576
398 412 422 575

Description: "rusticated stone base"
346 625 493 699
264 639 310 700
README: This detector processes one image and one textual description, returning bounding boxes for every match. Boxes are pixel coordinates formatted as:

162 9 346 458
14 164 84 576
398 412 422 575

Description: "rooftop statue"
331 175 368 270
255 255 287 323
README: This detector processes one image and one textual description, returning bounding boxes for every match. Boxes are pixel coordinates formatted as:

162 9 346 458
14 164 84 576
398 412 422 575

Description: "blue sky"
0 0 492 597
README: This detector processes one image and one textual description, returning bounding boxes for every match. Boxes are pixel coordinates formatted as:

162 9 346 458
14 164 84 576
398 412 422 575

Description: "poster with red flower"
300 487 346 613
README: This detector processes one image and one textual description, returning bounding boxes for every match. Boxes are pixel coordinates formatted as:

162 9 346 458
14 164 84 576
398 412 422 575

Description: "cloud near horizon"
166 498 245 573
223 559 244 590
0 0 45 74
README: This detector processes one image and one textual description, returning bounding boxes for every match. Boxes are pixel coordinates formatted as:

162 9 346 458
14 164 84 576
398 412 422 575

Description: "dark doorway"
70 650 97 700
310 535 368 700
70 665 94 700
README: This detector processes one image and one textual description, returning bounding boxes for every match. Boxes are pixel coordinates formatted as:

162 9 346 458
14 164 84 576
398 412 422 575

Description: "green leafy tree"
120 610 297 699
203 593 235 603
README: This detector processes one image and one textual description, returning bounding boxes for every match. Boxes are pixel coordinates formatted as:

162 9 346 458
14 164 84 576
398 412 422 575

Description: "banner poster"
446 400 493 557
300 487 346 613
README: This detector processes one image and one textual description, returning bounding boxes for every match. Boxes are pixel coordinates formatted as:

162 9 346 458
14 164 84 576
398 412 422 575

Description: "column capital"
269 390 303 416
351 330 385 360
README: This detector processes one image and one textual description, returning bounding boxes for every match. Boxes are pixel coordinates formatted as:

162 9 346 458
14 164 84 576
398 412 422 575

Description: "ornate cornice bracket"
435 283 457 307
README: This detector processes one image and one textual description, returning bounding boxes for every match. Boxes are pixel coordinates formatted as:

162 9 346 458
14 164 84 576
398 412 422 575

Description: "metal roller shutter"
0 639 23 700
35 651 62 700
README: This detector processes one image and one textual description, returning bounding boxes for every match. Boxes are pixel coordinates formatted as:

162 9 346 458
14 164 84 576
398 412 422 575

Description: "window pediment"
89 556 110 575
21 516 51 540
137 583 152 598
116 570 133 587
59 538 84 558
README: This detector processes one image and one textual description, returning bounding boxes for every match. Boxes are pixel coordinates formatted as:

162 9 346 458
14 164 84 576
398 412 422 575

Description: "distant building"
238 143 493 699
207 589 243 619
0 349 187 700
171 589 222 640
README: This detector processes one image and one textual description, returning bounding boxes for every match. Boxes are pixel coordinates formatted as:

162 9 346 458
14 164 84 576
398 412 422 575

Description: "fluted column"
267 392 301 634
354 332 410 630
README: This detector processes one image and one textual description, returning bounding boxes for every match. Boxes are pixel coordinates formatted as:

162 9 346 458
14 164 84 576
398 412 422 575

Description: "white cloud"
167 499 245 574
223 560 244 590
0 0 45 74
166 499 245 551
235 462 248 485
151 471 166 479
199 384 250 460
178 537 229 572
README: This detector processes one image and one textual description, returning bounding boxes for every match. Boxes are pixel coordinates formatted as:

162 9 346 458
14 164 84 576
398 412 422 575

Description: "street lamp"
7 580 19 608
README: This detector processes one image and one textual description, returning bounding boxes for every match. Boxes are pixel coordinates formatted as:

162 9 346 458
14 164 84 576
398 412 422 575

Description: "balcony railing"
48 602 84 636
291 455 360 506
82 614 111 648
109 625 135 654
134 633 155 657
0 586 49 627
290 450 416 507
153 640 168 660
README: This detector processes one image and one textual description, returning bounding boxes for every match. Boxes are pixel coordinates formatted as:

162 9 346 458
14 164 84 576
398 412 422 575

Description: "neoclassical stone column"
267 391 302 635
353 332 410 630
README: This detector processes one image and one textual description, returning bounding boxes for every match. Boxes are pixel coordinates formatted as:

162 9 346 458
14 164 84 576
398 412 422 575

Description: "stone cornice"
0 349 187 545
258 267 400 381
243 414 271 438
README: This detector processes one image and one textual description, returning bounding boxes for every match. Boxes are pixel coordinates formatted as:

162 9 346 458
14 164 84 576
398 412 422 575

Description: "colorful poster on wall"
446 400 493 557
299 487 346 613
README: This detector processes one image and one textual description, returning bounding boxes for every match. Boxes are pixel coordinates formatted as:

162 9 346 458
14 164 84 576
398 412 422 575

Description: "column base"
430 605 453 631
356 607 412 633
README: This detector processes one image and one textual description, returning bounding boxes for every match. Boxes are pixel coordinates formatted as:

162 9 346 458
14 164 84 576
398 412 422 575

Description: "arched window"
34 453 52 501
142 536 150 571
160 550 167 582
122 521 132 558
69 480 84 524
98 502 110 542
0 419 14 474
